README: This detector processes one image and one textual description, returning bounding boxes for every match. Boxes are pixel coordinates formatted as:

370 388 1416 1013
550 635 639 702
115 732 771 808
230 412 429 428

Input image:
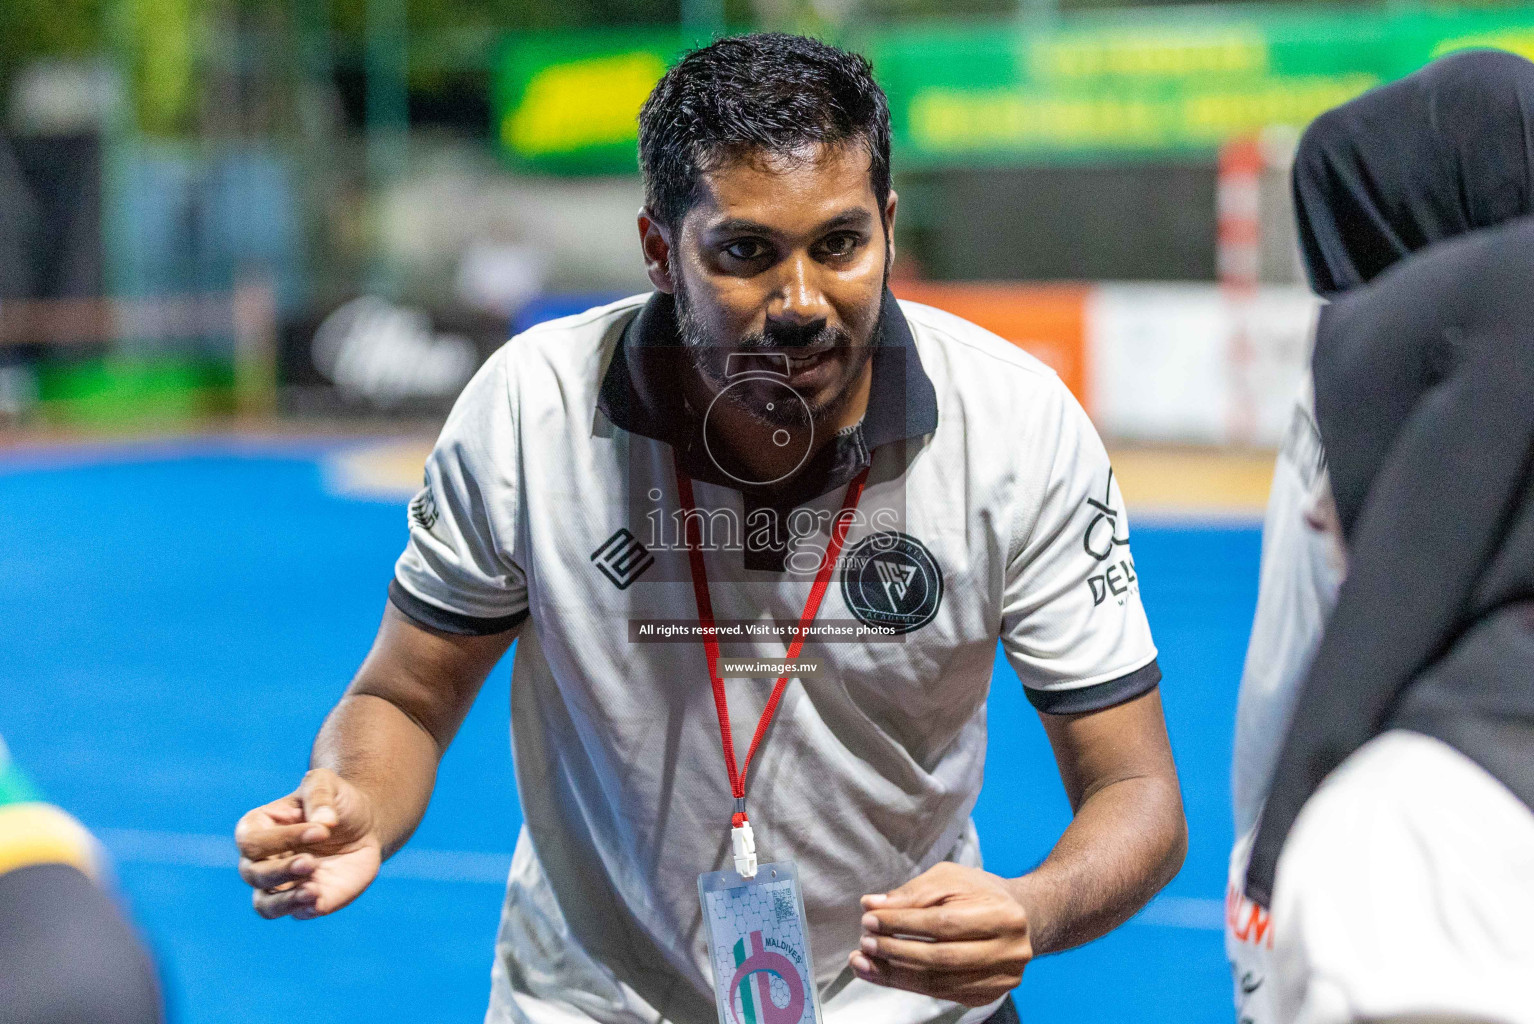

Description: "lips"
785 348 835 375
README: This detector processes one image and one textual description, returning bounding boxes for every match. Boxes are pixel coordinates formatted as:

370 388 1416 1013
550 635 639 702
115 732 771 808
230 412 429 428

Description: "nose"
767 254 832 328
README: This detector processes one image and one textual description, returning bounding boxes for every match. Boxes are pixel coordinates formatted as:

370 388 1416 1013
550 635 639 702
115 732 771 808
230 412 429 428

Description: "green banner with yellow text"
492 9 1534 172
868 8 1534 165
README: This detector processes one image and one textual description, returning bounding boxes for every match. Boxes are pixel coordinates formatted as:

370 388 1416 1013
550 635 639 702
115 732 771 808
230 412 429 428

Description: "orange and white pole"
1218 136 1263 446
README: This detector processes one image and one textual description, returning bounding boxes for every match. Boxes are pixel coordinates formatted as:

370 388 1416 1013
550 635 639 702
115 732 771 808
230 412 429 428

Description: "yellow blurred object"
1432 31 1534 65
0 803 99 880
1111 447 1275 518
504 52 667 157
325 438 433 500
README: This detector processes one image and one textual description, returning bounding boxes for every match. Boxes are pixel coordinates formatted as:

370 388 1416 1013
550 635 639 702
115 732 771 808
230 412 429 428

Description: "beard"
671 257 882 429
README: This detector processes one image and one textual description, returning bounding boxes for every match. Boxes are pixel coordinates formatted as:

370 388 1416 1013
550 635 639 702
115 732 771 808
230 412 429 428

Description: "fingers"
863 861 966 911
238 775 381 924
861 903 1001 942
252 881 321 921
853 866 1030 1006
237 771 370 868
235 815 330 862
262 796 306 825
234 785 334 861
249 875 357 921
299 769 340 828
239 851 317 891
848 952 1016 1007
858 933 1003 971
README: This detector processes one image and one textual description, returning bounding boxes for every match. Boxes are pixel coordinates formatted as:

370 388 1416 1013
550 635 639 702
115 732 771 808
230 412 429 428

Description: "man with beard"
234 33 1185 1024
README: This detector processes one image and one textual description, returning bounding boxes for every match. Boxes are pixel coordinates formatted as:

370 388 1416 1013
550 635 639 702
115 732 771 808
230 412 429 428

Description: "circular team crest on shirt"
840 532 943 635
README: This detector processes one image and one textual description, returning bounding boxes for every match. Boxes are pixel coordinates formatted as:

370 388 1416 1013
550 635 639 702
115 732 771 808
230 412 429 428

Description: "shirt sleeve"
390 347 530 635
1000 383 1159 714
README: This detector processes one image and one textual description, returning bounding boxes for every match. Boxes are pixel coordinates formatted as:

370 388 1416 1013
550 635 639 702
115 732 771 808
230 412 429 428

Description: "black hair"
638 32 892 230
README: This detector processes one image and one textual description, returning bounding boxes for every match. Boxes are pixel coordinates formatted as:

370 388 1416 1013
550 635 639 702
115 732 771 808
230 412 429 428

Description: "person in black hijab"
1247 210 1534 887
1253 212 1534 1024
1248 46 1534 907
1239 54 1534 1024
1222 48 1534 1024
1291 47 1534 296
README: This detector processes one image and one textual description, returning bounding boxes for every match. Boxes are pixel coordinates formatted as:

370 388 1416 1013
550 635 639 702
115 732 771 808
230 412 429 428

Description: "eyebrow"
707 208 875 237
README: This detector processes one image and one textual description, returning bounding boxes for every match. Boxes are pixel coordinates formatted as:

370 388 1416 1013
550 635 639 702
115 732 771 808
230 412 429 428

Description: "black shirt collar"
597 289 938 509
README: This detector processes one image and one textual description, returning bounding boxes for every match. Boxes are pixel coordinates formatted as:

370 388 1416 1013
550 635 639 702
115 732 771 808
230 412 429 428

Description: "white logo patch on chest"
872 558 918 610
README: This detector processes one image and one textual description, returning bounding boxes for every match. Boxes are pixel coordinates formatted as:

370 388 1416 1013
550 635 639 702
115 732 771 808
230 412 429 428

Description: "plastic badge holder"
699 862 822 1024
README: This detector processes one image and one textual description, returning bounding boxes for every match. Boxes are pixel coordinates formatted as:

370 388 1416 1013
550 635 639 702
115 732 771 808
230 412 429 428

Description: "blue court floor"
0 439 1258 1024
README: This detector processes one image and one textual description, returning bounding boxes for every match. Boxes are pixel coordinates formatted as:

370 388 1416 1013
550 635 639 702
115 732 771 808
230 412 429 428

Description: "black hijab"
1245 217 1534 906
1293 49 1534 296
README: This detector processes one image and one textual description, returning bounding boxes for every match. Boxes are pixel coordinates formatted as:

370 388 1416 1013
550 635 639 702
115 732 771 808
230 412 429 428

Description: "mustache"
738 319 850 351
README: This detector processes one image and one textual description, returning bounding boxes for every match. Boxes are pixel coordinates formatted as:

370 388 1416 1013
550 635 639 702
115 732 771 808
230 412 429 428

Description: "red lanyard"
674 456 869 828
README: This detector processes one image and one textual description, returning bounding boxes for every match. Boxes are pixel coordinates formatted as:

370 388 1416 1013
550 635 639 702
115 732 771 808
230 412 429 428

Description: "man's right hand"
233 605 518 921
235 768 382 920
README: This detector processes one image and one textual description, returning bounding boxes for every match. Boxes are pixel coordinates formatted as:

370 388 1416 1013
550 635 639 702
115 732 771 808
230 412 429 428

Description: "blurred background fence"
4 0 1533 440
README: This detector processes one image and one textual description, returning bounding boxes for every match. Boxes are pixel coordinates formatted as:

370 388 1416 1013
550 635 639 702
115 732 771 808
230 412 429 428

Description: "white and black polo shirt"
391 292 1160 1024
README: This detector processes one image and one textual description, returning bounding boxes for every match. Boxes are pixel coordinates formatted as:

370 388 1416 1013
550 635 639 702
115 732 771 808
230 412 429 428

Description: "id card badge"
699 862 822 1024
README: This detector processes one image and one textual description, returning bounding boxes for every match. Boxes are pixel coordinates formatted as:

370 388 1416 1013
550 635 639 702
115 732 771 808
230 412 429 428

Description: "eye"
818 232 862 259
723 238 770 262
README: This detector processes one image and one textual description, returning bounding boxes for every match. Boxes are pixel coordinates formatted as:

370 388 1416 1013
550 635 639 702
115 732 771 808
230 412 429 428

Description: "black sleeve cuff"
1023 658 1162 715
388 579 529 636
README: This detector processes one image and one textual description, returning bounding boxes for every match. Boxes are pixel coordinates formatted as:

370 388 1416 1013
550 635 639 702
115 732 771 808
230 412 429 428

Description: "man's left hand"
850 862 1033 1008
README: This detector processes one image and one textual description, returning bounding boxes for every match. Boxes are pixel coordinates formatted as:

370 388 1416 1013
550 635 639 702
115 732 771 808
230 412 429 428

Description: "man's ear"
883 190 899 269
638 209 676 294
